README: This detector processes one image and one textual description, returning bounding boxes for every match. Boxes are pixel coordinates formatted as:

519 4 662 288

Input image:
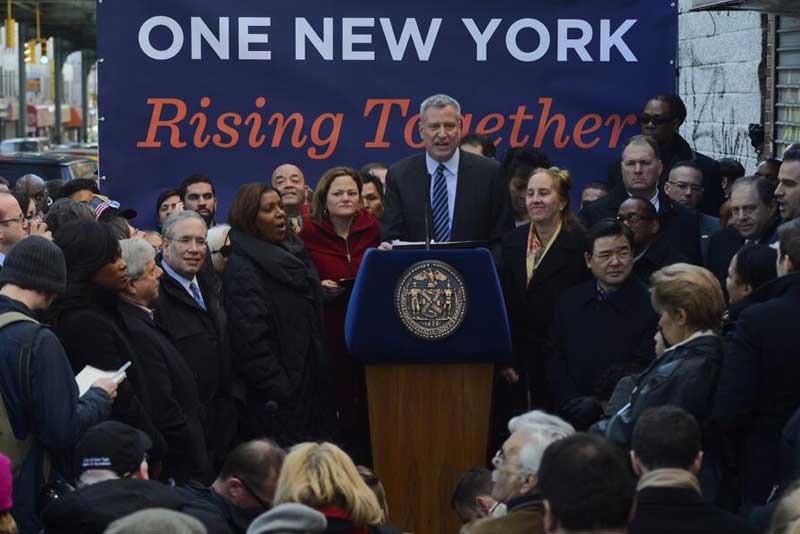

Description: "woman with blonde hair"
500 166 589 411
275 442 399 533
597 264 726 495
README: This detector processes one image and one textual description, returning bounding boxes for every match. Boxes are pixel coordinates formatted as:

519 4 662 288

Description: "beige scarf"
637 468 702 496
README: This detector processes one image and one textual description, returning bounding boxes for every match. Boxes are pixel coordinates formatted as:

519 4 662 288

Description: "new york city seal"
394 260 467 341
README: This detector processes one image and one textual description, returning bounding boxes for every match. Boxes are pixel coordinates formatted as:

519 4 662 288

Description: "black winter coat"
546 277 658 409
223 230 335 445
49 284 167 461
629 486 756 534
116 300 209 484
578 184 703 265
500 223 590 408
632 235 689 286
153 259 240 469
713 272 800 507
41 478 187 534
705 222 779 301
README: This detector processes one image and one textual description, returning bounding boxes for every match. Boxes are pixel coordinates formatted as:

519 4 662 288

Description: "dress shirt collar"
425 149 460 178
627 189 660 212
161 259 201 299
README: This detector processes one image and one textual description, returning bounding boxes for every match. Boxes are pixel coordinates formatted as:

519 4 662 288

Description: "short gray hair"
420 94 461 119
120 238 156 280
162 209 206 240
508 410 575 474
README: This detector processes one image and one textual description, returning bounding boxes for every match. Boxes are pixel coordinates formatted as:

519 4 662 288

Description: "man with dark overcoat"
154 210 240 470
546 219 658 430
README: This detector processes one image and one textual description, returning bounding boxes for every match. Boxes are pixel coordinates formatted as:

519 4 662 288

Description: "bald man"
270 163 307 231
14 174 49 214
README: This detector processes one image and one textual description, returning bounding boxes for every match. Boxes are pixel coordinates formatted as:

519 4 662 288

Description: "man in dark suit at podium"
380 94 513 259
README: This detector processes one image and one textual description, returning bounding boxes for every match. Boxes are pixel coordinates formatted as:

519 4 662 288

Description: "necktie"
189 281 207 311
431 164 450 243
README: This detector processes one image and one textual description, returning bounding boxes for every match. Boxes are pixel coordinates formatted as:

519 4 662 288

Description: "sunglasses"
217 243 232 258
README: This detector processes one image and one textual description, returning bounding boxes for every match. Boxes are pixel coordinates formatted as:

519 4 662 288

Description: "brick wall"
677 0 765 171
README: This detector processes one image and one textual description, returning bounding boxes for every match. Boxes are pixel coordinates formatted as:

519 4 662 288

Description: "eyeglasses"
0 213 24 225
171 236 207 247
236 476 270 510
217 243 232 258
639 114 672 126
667 181 704 193
616 213 654 225
592 248 633 263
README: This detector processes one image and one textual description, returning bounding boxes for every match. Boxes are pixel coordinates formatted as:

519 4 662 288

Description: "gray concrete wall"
677 0 763 171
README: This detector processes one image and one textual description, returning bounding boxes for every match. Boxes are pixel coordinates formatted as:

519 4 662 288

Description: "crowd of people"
1 90 800 534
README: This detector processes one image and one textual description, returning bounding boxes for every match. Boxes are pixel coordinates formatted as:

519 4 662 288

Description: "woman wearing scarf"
223 184 335 446
500 167 589 412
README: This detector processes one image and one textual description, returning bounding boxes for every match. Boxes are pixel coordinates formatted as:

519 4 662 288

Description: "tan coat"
467 499 545 534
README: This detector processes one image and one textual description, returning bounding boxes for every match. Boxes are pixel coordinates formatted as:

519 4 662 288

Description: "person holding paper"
380 94 513 260
0 236 117 534
50 221 168 469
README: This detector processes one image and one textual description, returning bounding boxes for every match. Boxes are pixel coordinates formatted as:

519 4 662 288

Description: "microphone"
424 173 431 250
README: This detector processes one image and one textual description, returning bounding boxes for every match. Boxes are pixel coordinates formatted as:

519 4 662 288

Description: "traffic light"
23 40 35 63
38 39 48 64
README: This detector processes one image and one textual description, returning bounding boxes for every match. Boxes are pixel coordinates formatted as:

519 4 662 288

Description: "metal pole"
81 50 88 142
53 37 62 144
16 23 26 138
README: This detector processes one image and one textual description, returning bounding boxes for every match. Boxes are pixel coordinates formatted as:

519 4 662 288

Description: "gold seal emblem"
394 260 467 341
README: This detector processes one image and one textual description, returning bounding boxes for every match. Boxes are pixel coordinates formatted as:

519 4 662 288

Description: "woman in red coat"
299 166 380 462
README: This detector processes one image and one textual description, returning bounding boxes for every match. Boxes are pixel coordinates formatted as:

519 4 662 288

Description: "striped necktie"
431 164 450 243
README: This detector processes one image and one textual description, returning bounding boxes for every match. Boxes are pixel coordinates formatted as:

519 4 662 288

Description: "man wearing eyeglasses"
664 161 720 264
581 135 703 265
154 209 239 472
607 94 723 218
178 439 286 534
617 197 687 286
0 192 29 271
546 219 658 431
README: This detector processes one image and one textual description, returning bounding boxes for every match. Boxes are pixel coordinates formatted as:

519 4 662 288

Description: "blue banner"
98 0 677 227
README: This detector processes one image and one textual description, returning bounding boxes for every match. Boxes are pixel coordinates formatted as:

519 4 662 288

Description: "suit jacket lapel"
528 229 579 289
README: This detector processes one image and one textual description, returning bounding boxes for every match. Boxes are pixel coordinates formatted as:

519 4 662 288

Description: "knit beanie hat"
0 236 67 295
53 220 120 283
103 508 206 534
0 453 12 512
246 504 327 534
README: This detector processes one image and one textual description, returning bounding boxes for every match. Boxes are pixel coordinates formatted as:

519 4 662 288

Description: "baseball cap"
88 196 137 221
75 421 152 476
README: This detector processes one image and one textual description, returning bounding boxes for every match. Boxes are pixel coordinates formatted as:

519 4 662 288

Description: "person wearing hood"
298 167 380 462
0 237 116 534
49 221 167 467
713 223 800 511
223 183 335 445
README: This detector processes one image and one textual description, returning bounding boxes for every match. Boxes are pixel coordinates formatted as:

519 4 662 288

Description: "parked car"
0 153 98 186
0 137 52 153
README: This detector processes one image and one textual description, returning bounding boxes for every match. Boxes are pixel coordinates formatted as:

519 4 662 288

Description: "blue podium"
345 247 511 534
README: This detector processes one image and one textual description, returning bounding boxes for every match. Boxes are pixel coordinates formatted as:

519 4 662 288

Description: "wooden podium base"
365 363 494 534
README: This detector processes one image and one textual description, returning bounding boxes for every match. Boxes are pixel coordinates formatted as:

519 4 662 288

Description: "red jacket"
298 210 380 358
